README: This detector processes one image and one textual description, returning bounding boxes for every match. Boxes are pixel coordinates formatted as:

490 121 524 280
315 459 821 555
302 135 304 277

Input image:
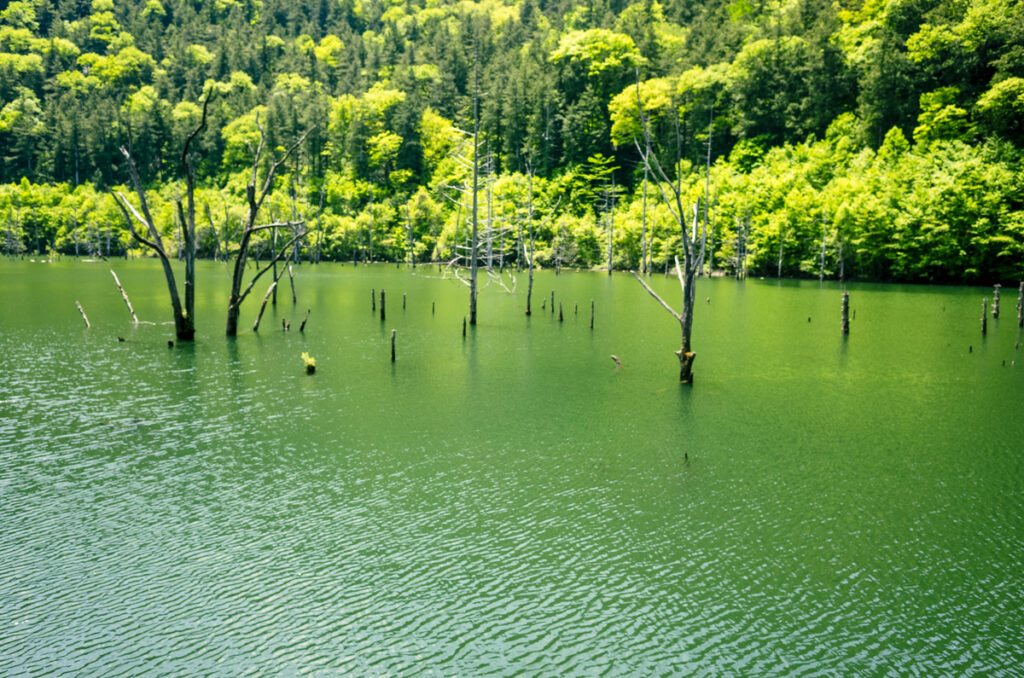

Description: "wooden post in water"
288 264 296 304
462 316 467 337
993 284 1001 319
1018 281 1023 328
391 329 396 362
76 301 90 328
110 270 138 325
403 293 406 310
982 298 988 335
380 289 386 321
550 290 555 315
372 288 376 312
559 303 563 322
432 301 435 316
841 291 850 334
590 300 595 330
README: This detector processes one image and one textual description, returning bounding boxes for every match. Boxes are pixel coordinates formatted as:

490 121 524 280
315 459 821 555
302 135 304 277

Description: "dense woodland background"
1 0 1022 283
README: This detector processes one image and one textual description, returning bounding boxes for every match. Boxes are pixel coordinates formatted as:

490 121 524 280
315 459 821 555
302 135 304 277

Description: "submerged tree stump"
380 289 386 321
993 284 1001 319
391 329 396 362
372 288 376 311
841 291 850 334
676 349 695 384
982 298 988 335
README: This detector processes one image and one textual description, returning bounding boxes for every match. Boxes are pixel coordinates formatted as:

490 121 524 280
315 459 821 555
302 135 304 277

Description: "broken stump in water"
391 329 396 362
993 284 1001 319
982 298 988 335
841 292 850 334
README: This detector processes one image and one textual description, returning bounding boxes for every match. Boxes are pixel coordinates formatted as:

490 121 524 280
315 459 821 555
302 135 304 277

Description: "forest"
1 0 1022 283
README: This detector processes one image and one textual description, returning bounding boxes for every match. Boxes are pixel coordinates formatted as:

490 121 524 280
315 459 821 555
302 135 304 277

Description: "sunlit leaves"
551 29 644 78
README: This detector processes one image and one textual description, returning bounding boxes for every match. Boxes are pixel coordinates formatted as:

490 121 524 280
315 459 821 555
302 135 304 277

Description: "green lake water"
2 259 1023 676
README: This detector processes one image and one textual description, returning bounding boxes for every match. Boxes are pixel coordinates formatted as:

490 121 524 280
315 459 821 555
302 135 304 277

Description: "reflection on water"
1 260 1023 675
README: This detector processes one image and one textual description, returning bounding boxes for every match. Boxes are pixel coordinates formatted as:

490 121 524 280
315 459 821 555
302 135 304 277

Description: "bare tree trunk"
271 224 278 305
707 194 715 276
204 203 221 262
641 166 648 275
288 264 296 304
226 116 309 337
777 225 784 279
315 184 325 264
469 36 480 326
112 112 203 343
819 212 828 283
486 181 493 272
632 73 699 383
526 168 535 316
699 106 712 277
405 202 415 267
1017 281 1023 328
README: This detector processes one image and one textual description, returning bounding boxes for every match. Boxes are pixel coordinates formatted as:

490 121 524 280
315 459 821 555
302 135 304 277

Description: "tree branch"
631 270 682 322
237 229 307 306
111 190 161 253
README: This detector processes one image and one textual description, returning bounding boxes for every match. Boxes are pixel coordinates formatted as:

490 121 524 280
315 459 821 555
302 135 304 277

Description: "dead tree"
469 34 481 325
631 79 700 384
225 116 309 336
698 105 712 276
112 90 212 341
1017 281 1023 328
314 184 325 264
819 211 828 283
524 163 561 316
606 173 616 276
640 164 649 275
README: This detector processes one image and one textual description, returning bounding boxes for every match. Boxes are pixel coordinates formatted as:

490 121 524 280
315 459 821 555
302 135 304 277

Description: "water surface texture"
2 260 1023 676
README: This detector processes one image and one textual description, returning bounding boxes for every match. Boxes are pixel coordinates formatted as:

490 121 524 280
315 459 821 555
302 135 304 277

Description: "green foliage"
0 0 1019 283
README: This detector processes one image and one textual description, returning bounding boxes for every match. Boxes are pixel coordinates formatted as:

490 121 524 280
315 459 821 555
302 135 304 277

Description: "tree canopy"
1 0 1022 283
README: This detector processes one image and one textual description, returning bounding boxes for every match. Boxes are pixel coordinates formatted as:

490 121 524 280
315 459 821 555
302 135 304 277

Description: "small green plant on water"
302 352 316 374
